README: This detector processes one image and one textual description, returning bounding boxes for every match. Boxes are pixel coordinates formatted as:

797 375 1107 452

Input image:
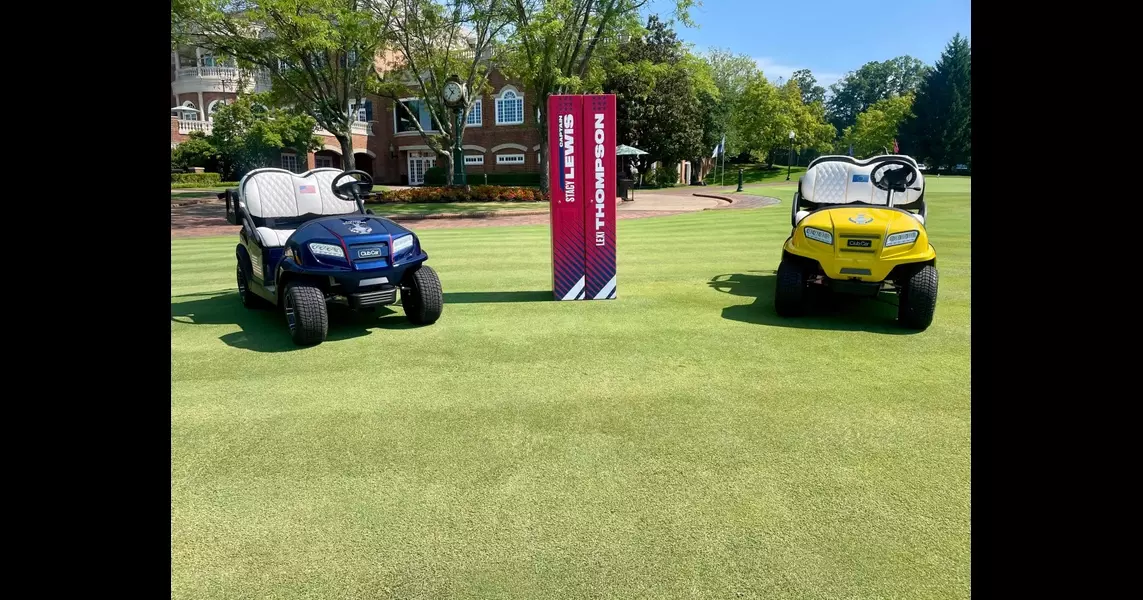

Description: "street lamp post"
786 130 796 181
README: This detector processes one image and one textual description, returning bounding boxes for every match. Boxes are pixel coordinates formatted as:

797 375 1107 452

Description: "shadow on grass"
171 290 419 352
442 290 551 304
708 272 916 334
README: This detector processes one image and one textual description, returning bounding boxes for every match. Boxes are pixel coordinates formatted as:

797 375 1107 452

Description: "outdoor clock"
443 80 466 108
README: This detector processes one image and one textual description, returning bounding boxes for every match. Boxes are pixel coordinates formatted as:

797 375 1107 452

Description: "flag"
298 184 316 194
712 135 725 158
892 139 899 153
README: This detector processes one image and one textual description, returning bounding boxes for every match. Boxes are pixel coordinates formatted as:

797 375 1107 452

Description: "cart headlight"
884 230 919 248
309 242 345 258
803 227 833 245
391 234 414 255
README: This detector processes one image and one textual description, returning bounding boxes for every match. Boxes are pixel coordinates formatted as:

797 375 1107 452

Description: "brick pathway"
170 190 780 239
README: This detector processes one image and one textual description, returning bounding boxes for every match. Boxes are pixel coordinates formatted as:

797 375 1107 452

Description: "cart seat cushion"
255 227 296 248
239 168 359 219
795 210 811 225
800 156 924 206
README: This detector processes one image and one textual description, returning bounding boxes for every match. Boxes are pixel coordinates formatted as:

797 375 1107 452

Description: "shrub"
368 185 549 204
420 164 542 188
424 166 448 185
654 164 679 188
172 180 238 189
171 172 222 186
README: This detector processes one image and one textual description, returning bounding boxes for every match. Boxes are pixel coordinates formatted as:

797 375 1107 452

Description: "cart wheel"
283 282 328 345
402 265 443 325
774 259 809 317
898 264 938 330
237 263 262 308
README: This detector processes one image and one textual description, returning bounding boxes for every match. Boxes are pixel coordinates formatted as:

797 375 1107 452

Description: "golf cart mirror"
221 189 239 225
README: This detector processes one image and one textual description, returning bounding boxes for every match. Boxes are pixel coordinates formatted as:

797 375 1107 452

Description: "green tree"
841 94 914 158
502 0 696 190
207 94 325 179
370 0 514 184
790 68 825 106
172 131 221 172
603 15 705 178
174 0 388 169
827 55 929 132
700 47 758 156
901 34 970 169
733 75 834 164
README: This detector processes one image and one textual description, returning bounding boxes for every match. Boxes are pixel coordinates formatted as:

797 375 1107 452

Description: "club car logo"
344 220 373 234
357 247 382 259
849 213 873 224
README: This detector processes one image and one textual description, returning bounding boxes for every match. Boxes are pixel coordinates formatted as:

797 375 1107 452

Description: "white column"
197 91 204 119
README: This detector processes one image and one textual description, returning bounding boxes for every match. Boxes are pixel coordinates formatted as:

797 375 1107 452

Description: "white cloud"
754 56 842 90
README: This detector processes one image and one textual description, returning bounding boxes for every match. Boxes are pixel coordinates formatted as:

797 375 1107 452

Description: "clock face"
444 82 464 104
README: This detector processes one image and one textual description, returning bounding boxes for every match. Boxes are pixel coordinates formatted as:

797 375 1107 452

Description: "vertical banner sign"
583 94 617 300
548 95 586 300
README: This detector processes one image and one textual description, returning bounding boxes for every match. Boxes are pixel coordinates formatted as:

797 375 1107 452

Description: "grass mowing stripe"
173 185 971 599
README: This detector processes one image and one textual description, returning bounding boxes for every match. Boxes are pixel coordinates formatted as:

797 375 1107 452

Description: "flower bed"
368 185 548 204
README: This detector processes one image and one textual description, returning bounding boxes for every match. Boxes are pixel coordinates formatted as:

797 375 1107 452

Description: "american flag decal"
298 184 316 194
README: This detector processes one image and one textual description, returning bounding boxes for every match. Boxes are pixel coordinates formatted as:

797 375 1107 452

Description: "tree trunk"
536 102 549 193
439 149 453 187
338 135 355 171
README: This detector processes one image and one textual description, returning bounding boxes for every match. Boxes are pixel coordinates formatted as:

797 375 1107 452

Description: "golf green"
171 178 970 599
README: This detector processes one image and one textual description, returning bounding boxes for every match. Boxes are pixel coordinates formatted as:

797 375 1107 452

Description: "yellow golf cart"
775 155 938 330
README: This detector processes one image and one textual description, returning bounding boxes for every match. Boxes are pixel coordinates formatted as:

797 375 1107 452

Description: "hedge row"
368 185 548 204
172 181 239 189
424 166 541 187
171 172 222 185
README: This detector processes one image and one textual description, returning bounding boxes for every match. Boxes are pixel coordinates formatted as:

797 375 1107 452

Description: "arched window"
181 101 198 121
495 86 524 125
207 100 223 120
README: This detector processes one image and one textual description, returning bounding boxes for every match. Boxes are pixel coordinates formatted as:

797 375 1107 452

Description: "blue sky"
646 0 971 89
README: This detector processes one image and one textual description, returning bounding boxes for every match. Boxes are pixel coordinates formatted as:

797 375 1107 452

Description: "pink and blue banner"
548 95 585 300
548 94 617 301
583 94 617 300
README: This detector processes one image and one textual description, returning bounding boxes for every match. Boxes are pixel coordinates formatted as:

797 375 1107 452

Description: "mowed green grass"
171 177 970 599
367 201 547 216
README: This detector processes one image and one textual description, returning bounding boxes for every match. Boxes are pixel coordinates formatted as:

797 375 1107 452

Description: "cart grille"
348 287 397 308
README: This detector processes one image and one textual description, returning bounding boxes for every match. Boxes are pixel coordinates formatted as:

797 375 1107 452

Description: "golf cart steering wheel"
331 170 375 201
870 159 920 193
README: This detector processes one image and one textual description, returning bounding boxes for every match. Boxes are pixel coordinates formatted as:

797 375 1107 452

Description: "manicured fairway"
171 178 970 599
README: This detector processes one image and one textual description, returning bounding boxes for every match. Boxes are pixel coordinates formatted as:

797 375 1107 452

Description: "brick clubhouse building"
171 45 542 186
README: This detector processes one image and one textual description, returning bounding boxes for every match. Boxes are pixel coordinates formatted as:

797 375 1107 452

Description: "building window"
350 98 372 122
466 100 482 127
281 153 299 173
464 154 484 166
315 155 335 168
207 100 223 120
181 101 198 121
394 99 436 134
495 87 524 125
496 153 525 165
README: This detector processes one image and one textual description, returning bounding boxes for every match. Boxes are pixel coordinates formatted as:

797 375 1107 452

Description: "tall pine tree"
902 34 971 169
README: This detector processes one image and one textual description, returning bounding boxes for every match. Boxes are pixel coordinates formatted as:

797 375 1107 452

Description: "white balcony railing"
316 121 374 136
175 67 272 91
177 119 213 135
176 119 372 137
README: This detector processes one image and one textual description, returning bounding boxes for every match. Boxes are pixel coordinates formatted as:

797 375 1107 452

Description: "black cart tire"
402 265 443 325
283 282 328 345
237 263 262 308
774 259 809 317
898 264 938 330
